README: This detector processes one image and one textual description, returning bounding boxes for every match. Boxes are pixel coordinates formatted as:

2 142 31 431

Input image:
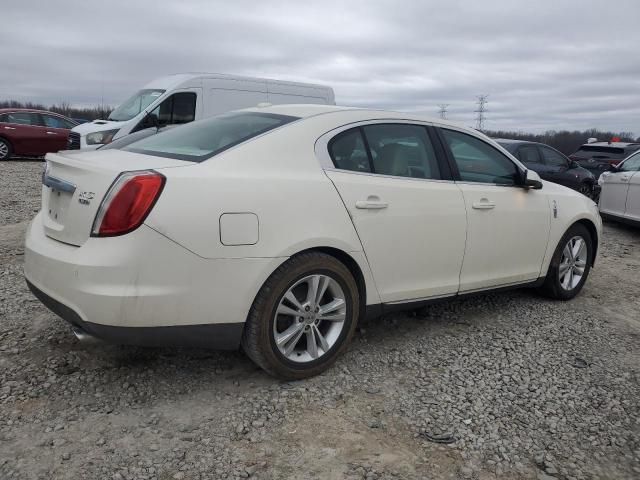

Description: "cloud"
1 0 639 133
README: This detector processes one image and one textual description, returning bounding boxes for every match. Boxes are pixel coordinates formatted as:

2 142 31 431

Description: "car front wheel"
242 252 360 379
539 223 593 300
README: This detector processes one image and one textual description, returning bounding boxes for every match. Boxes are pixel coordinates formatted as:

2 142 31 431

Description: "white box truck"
72 73 335 149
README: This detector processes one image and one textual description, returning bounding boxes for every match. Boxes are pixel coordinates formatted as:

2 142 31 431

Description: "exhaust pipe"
72 326 102 344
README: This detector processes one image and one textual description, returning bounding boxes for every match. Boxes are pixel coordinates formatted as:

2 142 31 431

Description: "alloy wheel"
0 141 9 159
272 274 347 363
559 236 588 291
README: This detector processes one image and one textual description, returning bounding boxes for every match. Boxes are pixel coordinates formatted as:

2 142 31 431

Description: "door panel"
326 170 466 302
599 172 631 216
457 184 550 291
439 128 550 291
624 172 640 221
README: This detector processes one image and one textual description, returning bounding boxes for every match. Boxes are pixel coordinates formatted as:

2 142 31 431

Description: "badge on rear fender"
78 191 95 205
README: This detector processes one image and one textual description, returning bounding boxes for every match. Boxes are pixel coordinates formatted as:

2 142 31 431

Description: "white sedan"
25 105 602 379
598 150 640 226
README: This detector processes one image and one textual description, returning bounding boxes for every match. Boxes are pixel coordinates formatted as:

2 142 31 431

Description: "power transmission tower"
474 95 489 130
437 104 449 120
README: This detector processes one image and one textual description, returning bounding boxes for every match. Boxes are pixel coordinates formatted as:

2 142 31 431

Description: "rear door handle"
355 196 388 209
46 131 57 135
472 199 496 210
621 175 630 182
3 126 16 130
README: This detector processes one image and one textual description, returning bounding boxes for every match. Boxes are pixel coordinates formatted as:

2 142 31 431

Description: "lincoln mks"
25 105 602 378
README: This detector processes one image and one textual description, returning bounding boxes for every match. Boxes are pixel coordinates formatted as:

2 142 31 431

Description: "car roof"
579 141 640 148
0 107 66 116
241 104 470 129
493 138 538 145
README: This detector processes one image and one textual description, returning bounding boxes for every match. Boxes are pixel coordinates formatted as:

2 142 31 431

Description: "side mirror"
607 164 618 172
523 170 543 190
569 160 580 169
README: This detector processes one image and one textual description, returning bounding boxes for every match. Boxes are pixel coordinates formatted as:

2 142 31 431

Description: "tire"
577 182 592 198
0 138 12 160
539 223 593 300
241 252 360 379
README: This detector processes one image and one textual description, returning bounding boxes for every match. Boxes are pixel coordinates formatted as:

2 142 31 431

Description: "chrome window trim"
314 118 455 184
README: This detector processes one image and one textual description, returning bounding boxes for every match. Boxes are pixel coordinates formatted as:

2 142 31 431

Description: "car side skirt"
365 277 546 319
600 212 640 228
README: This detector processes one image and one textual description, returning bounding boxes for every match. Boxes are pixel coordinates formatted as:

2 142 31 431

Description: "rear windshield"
124 112 299 162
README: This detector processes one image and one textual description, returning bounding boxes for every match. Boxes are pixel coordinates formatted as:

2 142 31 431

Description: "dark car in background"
0 108 79 160
495 139 597 198
569 141 640 178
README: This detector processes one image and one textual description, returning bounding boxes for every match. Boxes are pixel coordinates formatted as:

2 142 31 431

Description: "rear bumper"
24 212 285 347
26 280 243 348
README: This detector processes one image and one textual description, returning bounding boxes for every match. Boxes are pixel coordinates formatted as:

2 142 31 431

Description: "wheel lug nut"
305 306 310 312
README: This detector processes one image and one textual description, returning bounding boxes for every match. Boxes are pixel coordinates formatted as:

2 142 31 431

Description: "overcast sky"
2 1 639 133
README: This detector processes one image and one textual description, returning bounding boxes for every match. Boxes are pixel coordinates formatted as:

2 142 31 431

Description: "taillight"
91 170 165 237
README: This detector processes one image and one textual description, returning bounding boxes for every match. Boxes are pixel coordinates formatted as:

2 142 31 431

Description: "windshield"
124 112 299 162
108 89 165 121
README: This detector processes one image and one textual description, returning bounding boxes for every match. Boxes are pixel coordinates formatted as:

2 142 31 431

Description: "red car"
0 108 79 160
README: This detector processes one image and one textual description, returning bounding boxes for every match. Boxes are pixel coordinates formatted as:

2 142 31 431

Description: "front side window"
441 129 519 185
619 152 640 172
108 89 166 122
124 112 298 162
42 115 76 129
517 145 542 164
540 146 567 167
150 92 196 126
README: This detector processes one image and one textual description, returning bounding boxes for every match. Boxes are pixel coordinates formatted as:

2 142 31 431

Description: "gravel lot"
1 160 639 480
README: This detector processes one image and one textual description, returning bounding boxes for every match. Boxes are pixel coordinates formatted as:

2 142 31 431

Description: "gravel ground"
0 159 639 480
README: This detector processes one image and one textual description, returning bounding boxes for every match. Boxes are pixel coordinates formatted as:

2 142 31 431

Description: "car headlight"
86 129 119 145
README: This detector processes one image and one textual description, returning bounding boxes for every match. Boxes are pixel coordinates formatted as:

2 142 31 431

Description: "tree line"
484 128 638 155
1 99 636 155
0 100 112 121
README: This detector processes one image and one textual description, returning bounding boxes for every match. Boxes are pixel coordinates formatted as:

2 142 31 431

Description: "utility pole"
437 104 449 120
474 94 488 131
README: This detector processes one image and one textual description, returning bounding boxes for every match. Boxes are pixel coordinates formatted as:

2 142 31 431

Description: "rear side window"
125 112 298 162
4 112 40 126
517 145 542 164
329 129 371 173
441 129 519 185
540 146 567 167
328 124 442 180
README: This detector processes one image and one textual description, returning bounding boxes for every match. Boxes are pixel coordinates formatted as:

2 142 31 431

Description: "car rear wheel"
539 224 593 300
0 138 12 160
242 252 360 379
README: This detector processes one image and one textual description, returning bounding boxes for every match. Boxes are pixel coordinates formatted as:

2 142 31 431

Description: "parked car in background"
25 105 601 379
0 109 79 160
569 141 640 178
72 118 91 124
495 139 597 198
72 73 335 149
598 150 640 226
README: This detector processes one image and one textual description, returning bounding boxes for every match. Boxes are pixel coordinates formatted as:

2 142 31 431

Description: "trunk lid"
41 149 192 246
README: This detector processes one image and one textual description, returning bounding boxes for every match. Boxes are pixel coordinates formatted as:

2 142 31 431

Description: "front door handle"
621 175 630 182
472 199 496 210
356 196 388 210
3 126 16 130
46 131 57 135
